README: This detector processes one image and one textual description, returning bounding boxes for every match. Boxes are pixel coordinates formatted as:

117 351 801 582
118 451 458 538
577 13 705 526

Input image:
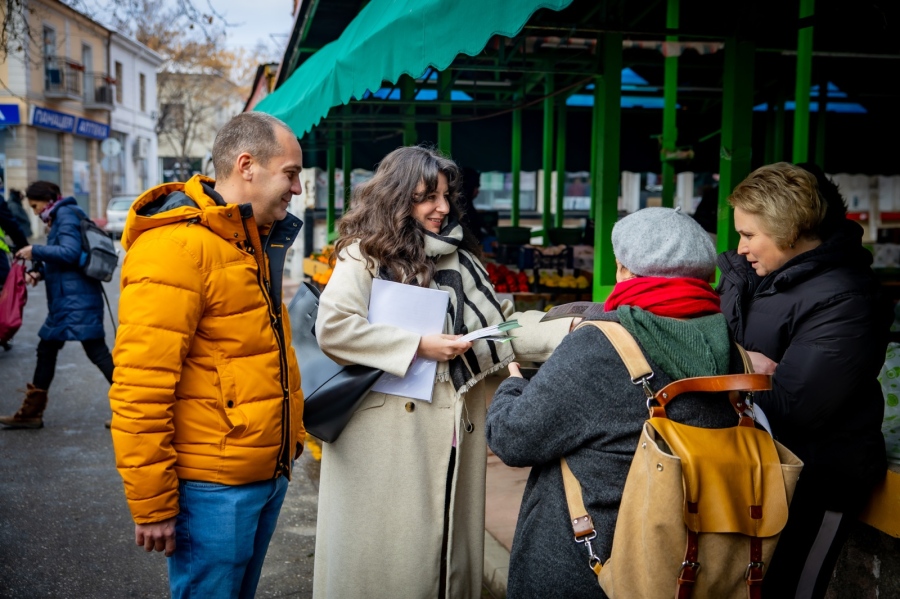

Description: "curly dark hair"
24 181 61 202
333 146 477 285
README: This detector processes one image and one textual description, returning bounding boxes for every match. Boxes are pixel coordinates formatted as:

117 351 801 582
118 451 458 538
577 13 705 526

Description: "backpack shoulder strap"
574 320 653 382
561 457 603 577
561 320 653 578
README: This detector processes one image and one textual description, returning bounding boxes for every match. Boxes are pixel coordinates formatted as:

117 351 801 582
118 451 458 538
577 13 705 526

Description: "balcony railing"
44 56 83 100
84 72 115 110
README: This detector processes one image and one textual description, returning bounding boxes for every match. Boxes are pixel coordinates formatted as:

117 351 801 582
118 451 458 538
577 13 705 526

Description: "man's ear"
235 152 254 181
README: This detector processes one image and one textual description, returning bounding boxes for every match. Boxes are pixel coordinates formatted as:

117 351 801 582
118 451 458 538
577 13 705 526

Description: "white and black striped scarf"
422 222 515 398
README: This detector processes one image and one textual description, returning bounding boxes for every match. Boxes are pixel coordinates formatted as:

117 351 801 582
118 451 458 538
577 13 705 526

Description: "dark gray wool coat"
486 312 742 599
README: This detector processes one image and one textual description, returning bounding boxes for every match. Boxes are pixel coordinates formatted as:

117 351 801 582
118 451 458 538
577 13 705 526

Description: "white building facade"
107 32 164 197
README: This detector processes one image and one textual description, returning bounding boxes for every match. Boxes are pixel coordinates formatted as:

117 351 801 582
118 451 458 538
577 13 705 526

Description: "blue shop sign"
74 117 109 140
0 104 22 126
30 106 109 139
31 106 77 133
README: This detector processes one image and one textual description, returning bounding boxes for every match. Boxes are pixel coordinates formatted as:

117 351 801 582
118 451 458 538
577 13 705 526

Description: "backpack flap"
648 417 792 538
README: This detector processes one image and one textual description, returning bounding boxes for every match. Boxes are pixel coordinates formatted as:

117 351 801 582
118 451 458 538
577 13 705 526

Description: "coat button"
233 232 239 238
405 402 415 412
226 400 234 408
226 212 232 218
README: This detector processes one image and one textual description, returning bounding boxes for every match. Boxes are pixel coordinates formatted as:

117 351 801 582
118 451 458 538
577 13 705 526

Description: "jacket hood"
122 175 230 250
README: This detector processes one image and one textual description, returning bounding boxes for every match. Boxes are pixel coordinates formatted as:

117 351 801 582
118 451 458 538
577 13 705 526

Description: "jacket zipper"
241 216 293 480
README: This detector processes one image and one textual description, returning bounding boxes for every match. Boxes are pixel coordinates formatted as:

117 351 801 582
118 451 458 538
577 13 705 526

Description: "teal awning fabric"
255 0 575 136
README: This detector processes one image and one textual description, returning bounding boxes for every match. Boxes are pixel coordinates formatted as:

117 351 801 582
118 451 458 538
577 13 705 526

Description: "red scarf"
604 277 720 319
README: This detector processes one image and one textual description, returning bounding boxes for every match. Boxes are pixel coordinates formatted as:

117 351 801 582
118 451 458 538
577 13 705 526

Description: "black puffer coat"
717 220 890 510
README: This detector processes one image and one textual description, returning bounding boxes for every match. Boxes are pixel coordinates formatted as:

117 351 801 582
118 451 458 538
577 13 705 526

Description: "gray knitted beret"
611 207 717 280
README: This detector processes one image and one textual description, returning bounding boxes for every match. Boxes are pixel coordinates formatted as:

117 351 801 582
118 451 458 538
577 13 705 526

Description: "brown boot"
0 384 49 429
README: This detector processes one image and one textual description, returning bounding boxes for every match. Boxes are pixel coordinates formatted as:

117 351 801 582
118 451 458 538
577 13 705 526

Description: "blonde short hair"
728 162 827 249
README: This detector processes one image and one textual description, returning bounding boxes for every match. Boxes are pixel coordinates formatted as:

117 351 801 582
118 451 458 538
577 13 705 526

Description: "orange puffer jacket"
110 175 304 524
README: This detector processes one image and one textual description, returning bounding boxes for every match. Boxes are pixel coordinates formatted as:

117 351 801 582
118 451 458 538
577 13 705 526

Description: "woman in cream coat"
313 146 567 598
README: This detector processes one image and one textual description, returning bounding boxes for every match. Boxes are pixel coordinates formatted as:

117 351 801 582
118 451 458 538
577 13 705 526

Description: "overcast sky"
213 0 294 57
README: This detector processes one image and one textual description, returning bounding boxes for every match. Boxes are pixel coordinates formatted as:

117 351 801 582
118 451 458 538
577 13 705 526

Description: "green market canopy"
255 0 575 136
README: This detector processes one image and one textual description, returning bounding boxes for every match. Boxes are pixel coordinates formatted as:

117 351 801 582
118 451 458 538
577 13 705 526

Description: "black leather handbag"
288 281 383 443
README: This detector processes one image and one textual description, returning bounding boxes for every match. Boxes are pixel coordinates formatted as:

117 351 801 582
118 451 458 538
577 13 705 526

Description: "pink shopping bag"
0 260 28 346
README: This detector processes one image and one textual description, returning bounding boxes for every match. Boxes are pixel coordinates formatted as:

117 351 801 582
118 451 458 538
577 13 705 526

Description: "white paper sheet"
368 279 450 402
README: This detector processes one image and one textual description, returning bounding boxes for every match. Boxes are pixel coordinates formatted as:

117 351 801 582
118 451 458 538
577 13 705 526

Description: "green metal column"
438 70 452 156
541 75 554 245
661 0 679 207
592 33 622 301
554 99 567 228
815 75 827 168
342 110 352 212
401 75 417 146
511 105 522 227
792 0 815 163
326 126 337 242
774 88 787 162
717 38 755 255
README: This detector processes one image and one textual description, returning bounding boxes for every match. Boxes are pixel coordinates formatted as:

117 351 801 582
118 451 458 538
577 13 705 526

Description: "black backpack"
79 218 119 282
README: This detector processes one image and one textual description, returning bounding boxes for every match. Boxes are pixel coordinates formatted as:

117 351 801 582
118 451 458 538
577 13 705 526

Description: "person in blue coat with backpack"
0 181 114 429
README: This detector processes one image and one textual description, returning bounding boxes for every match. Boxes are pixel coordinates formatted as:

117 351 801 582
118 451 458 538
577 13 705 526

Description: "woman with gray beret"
486 207 743 598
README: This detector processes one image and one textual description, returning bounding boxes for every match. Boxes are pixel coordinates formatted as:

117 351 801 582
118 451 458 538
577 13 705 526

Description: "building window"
139 73 146 112
161 103 185 130
73 137 91 214
43 26 56 58
115 61 123 103
36 131 62 186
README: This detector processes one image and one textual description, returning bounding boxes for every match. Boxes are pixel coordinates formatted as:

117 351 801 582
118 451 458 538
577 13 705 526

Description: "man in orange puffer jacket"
109 112 306 599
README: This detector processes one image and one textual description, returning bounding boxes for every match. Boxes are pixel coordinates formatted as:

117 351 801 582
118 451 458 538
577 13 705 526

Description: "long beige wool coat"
312 242 569 599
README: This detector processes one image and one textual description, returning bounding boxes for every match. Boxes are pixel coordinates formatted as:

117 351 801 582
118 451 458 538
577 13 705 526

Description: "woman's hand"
747 350 778 375
417 334 473 362
15 245 33 261
507 362 523 378
569 317 584 333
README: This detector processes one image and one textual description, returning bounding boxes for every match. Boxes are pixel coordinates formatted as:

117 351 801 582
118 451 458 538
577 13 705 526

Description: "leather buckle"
745 561 764 581
679 561 701 577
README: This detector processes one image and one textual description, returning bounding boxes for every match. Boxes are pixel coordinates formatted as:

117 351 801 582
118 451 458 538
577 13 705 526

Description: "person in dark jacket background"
717 162 890 599
487 207 741 598
0 190 29 289
7 190 34 239
0 181 114 429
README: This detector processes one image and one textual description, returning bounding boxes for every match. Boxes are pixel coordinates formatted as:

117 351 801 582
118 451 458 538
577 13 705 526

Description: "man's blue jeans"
168 475 289 599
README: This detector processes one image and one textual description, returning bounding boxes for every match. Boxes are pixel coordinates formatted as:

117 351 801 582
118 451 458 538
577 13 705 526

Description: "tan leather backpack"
563 320 803 599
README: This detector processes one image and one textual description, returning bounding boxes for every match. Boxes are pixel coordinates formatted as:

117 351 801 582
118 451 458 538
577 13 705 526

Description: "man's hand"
135 517 177 557
14 245 33 261
24 272 40 287
746 350 778 375
417 334 473 362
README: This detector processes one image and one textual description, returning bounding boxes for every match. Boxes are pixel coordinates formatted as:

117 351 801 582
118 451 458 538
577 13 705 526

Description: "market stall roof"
255 0 575 136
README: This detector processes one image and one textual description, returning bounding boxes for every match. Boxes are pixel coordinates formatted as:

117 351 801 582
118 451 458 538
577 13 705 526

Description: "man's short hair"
212 113 295 180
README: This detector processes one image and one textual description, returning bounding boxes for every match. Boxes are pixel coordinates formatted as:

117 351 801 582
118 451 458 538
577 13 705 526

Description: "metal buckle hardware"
679 561 701 576
574 530 601 570
745 561 764 579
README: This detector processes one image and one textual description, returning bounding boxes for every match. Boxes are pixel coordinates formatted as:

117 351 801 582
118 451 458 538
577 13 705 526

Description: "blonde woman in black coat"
718 162 891 599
